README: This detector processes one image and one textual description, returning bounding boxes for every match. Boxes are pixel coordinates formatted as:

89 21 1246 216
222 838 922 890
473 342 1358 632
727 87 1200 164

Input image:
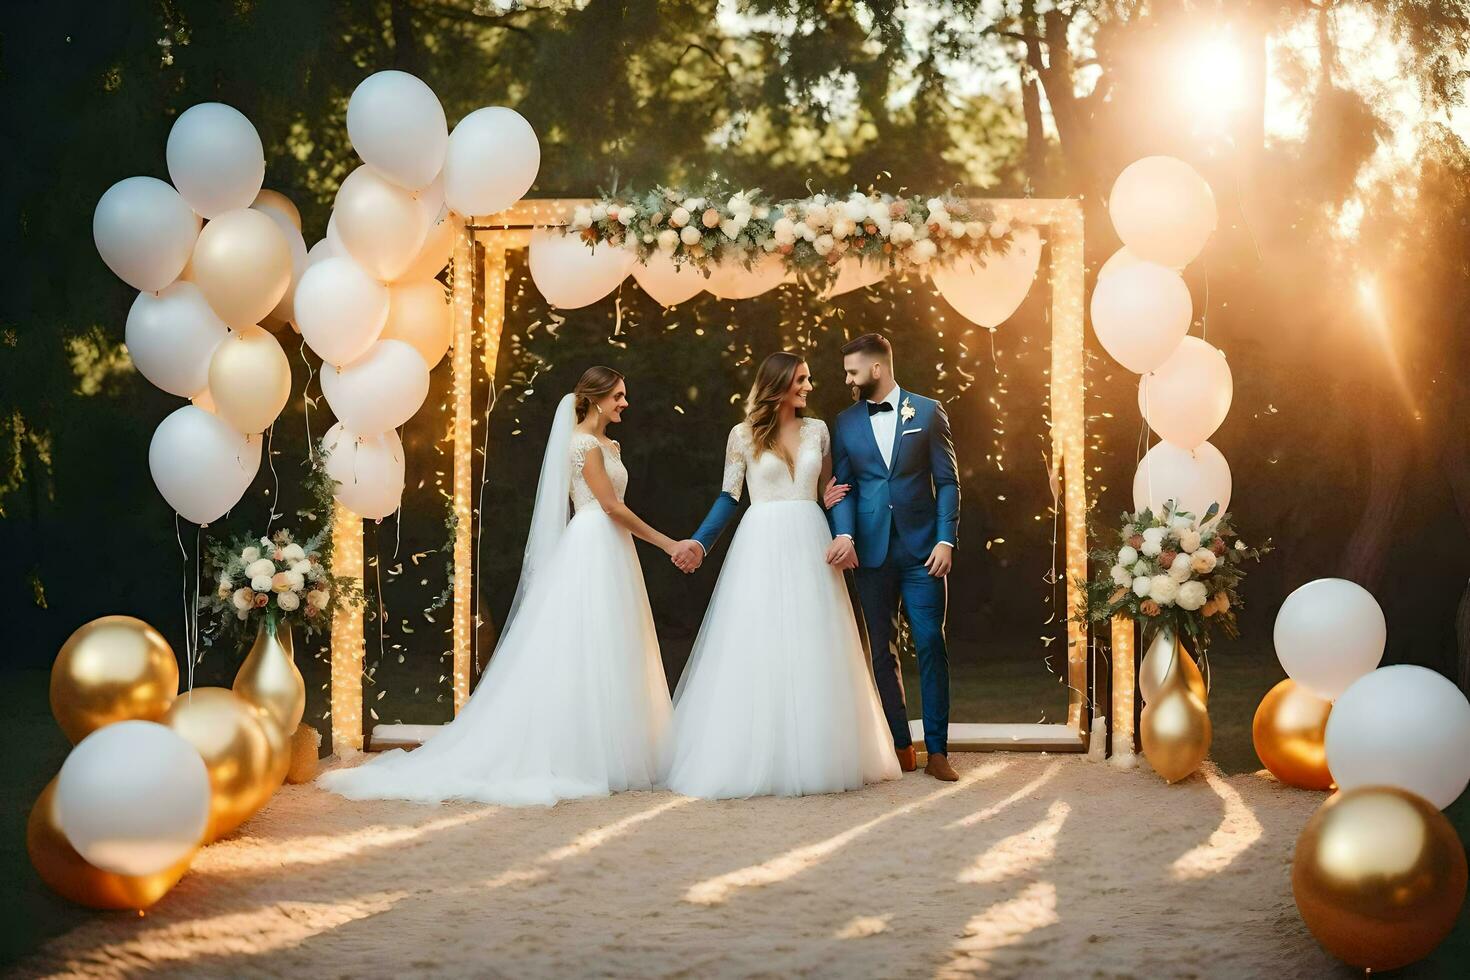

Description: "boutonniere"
900 397 916 423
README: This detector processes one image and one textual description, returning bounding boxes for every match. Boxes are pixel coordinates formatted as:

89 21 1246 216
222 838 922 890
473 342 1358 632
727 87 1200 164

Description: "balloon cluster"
1092 157 1232 519
30 616 294 909
1264 579 1470 970
298 71 539 519
94 103 310 524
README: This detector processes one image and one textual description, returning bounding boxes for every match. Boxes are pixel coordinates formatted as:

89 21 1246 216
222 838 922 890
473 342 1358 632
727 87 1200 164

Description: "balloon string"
265 422 280 534
299 342 317 462
373 520 388 722
1200 254 1210 344
472 332 500 677
192 524 202 688
174 513 195 693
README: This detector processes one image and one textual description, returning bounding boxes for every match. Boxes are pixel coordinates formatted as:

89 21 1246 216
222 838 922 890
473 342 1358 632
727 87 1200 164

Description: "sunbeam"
957 800 1070 885
938 881 1060 978
1170 769 1263 880
947 760 1063 829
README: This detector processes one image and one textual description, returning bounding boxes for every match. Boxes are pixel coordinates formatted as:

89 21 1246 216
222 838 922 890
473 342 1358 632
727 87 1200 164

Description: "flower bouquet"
201 527 362 641
1077 502 1270 651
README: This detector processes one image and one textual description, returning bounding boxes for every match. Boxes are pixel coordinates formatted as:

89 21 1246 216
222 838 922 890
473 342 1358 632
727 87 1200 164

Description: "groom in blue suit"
826 333 960 781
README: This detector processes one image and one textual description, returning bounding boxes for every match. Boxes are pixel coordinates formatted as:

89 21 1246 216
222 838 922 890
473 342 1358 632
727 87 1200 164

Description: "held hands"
925 542 953 578
825 535 858 570
822 477 850 510
669 539 703 574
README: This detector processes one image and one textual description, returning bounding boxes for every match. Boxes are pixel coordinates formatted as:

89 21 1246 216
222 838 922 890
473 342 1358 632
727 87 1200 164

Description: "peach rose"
702 208 721 228
271 571 293 593
253 593 269 608
1140 600 1161 617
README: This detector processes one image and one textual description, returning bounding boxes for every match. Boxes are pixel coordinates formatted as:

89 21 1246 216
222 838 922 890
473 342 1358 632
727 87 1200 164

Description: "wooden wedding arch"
328 198 1095 759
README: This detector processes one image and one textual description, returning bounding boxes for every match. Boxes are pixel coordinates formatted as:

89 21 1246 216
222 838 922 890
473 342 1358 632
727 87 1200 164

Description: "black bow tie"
867 401 894 416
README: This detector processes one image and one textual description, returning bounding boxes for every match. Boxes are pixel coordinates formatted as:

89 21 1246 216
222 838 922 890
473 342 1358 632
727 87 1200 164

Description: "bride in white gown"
667 352 901 799
320 367 692 806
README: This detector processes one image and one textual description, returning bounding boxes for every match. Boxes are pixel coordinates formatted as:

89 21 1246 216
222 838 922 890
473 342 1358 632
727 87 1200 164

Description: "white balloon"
819 255 887 300
1138 336 1233 449
333 165 431 281
1109 156 1217 268
165 103 266 219
1326 665 1470 809
413 172 446 231
382 279 452 369
1090 261 1192 373
306 237 340 268
705 252 788 300
55 720 210 876
1098 245 1175 280
148 405 261 524
295 257 390 367
1274 579 1386 700
254 201 309 325
125 283 228 397
528 230 633 308
346 70 448 192
320 339 430 434
322 423 406 520
632 252 705 307
1132 440 1231 520
326 213 348 255
444 107 540 216
397 206 457 282
93 177 200 292
930 227 1043 328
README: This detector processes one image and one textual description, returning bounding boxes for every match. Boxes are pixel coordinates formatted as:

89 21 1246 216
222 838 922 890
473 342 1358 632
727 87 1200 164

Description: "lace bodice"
721 418 829 505
570 432 626 513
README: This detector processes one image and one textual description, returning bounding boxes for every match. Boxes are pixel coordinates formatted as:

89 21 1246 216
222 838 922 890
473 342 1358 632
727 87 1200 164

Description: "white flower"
989 220 1011 238
642 234 654 244
727 194 751 215
684 197 705 210
308 589 330 610
794 222 815 242
1177 581 1208 610
720 218 741 239
804 205 831 229
1179 529 1202 554
670 206 690 227
813 233 835 256
772 217 796 245
1150 576 1180 605
245 558 276 581
590 203 608 222
926 197 945 213
1117 545 1139 566
866 201 889 225
911 239 937 263
1142 526 1166 545
679 226 702 245
286 570 306 592
1110 564 1131 587
845 198 870 221
965 221 987 239
283 543 305 561
1131 559 1152 577
754 205 771 220
657 229 679 251
1235 540 1247 551
949 221 967 238
231 587 253 612
1169 553 1194 583
277 591 300 612
1190 549 1218 574
241 546 260 564
617 207 635 226
571 205 592 228
890 221 915 244
1140 536 1162 557
259 536 272 547
1170 514 1195 530
832 216 856 239
290 560 311 576
1132 576 1153 598
761 239 777 251
250 575 272 593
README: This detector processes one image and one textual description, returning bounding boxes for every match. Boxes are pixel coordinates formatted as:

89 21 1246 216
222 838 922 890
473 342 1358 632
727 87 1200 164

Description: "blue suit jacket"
830 390 959 568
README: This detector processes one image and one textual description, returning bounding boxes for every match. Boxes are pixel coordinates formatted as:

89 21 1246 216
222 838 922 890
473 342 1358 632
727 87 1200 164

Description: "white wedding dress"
666 419 901 799
319 395 673 806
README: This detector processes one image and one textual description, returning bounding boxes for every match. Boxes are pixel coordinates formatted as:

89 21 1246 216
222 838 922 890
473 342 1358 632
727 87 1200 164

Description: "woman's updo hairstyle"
574 366 624 421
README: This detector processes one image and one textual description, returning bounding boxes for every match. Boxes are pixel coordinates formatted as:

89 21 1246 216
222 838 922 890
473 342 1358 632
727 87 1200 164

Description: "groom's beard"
852 379 880 402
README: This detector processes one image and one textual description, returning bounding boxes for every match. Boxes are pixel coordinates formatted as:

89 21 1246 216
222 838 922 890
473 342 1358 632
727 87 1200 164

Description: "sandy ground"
11 753 1348 979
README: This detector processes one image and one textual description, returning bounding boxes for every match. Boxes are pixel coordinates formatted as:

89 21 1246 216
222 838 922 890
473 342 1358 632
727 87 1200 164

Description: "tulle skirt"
318 509 673 807
666 500 901 799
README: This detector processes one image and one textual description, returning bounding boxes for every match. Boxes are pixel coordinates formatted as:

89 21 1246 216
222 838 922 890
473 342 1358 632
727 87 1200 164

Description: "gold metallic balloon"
1140 670 1211 783
1138 627 1207 705
1293 787 1467 971
253 707 291 800
163 687 276 842
50 616 179 744
286 723 322 784
234 618 305 737
207 323 291 434
1253 679 1334 790
27 778 194 910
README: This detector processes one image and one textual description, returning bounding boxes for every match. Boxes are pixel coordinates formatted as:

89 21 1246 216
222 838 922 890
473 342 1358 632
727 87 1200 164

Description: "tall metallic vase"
233 613 305 737
1139 626 1211 782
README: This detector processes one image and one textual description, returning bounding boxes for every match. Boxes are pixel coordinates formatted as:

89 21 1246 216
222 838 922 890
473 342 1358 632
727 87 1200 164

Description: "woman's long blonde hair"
744 351 806 475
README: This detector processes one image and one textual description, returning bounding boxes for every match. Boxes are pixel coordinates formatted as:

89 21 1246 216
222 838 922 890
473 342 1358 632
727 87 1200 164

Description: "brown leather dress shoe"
924 752 959 782
896 745 918 772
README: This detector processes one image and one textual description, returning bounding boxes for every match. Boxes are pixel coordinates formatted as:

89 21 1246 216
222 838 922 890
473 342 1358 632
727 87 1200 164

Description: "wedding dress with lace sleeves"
665 418 900 799
319 395 673 806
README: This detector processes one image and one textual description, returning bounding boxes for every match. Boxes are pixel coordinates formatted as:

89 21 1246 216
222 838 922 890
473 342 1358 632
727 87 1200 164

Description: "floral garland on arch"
564 181 1023 284
1076 502 1271 651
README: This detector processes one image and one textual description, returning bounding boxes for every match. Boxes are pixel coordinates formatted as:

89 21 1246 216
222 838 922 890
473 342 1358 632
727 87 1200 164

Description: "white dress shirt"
868 384 902 469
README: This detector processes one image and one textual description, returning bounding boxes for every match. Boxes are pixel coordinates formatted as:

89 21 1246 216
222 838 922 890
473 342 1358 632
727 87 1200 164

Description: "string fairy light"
1110 613 1136 763
330 501 364 753
450 221 476 712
